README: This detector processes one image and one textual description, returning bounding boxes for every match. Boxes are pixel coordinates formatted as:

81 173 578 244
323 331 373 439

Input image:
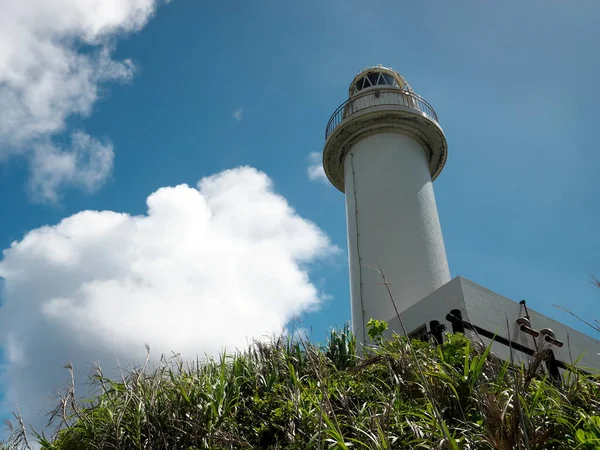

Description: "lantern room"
349 65 413 97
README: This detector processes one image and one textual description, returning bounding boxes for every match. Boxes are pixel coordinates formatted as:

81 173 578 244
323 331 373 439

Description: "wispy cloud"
0 0 166 202
29 131 114 203
307 152 328 183
232 108 244 121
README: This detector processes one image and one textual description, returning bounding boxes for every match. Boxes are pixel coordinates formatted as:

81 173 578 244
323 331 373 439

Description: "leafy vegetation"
3 325 600 449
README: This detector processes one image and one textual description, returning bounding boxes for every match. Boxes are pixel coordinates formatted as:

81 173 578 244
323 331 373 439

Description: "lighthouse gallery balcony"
325 88 439 140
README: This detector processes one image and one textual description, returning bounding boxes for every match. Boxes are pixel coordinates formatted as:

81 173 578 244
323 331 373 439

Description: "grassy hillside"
4 327 600 449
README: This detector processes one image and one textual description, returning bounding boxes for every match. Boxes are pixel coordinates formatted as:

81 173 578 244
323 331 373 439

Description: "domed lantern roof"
348 65 414 97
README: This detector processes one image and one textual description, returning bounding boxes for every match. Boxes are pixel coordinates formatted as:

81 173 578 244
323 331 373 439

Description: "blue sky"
1 0 600 432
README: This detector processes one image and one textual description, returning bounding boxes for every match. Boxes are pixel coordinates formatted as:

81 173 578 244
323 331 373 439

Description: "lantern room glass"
352 72 400 95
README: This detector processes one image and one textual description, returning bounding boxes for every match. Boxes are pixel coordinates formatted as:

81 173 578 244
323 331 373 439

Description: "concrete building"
322 65 600 373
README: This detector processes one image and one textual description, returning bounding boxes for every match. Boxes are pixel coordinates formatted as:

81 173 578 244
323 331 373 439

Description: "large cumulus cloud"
0 166 337 433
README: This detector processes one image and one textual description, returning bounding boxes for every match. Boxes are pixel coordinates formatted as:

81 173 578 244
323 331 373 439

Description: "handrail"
325 88 439 140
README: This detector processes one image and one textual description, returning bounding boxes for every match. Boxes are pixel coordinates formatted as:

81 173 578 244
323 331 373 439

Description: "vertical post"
429 320 444 344
449 309 465 334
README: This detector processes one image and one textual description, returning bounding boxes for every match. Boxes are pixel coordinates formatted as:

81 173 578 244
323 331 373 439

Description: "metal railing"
325 88 439 140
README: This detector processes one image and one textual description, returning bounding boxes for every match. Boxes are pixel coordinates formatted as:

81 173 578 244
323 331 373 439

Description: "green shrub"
3 326 599 449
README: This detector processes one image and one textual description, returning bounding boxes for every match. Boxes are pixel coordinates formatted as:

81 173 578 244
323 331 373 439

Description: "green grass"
3 327 600 449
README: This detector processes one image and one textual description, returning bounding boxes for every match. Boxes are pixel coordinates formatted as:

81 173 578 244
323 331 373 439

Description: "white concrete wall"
459 278 600 371
388 276 600 372
385 277 464 339
344 132 451 344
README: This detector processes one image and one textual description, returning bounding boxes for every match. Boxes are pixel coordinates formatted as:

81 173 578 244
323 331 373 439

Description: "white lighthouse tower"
323 66 451 344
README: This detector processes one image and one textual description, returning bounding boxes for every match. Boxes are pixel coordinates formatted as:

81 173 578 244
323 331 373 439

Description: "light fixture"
516 317 540 337
539 328 563 347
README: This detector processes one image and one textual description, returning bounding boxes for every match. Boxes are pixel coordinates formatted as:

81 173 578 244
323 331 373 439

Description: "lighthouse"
322 66 451 344
320 65 600 373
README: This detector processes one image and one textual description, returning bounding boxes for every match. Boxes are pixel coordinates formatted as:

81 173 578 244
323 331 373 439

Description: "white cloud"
0 0 166 201
232 108 243 121
29 131 114 203
0 166 337 435
307 151 328 183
